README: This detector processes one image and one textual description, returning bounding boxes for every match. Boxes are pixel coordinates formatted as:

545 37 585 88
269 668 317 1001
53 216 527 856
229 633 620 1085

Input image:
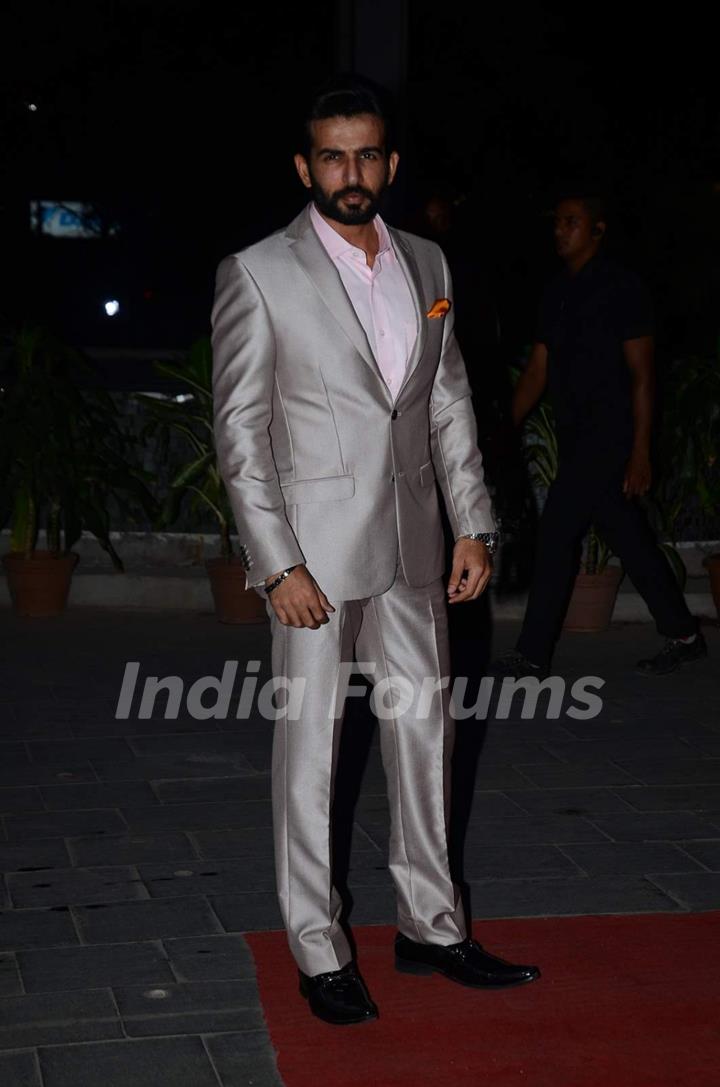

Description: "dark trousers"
516 445 696 668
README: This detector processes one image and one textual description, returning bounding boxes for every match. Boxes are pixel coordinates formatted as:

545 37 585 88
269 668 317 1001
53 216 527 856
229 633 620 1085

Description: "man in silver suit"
211 76 539 1025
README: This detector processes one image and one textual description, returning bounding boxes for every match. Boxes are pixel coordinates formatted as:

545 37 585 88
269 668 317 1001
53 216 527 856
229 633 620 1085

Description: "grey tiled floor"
0 607 718 1085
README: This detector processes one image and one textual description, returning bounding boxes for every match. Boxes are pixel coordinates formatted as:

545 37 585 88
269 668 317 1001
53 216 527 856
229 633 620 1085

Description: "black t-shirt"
536 253 654 446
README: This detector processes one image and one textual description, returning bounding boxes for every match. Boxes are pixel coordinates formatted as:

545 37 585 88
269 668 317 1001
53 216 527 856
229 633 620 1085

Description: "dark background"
1 1 718 371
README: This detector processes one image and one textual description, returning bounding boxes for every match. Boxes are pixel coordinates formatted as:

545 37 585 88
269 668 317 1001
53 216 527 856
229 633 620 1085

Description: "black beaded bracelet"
265 566 298 595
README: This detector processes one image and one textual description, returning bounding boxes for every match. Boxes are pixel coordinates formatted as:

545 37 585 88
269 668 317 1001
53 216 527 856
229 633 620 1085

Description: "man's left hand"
623 449 652 497
447 539 492 603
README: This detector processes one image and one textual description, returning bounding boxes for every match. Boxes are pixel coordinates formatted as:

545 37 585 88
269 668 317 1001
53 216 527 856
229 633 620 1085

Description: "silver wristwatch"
457 531 499 556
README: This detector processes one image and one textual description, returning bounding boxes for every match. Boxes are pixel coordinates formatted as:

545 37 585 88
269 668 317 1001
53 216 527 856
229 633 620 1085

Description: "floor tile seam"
0 982 117 1004
186 831 212 861
0 1045 45 1086
582 807 720 835
8 978 260 997
235 903 694 929
555 813 617 842
6 888 154 911
0 1012 122 1033
464 873 597 884
200 1031 230 1087
348 823 385 854
5 805 131 824
573 835 720 846
123 799 273 810
476 900 693 917
593 759 656 786
3 889 255 913
6 861 148 881
642 873 696 910
507 763 646 787
66 904 87 946
28 1025 271 1053
672 842 716 871
15 978 259 995
6 822 275 841
533 743 589 765
608 787 693 813
0 949 25 997
1 1020 270 1048
461 872 680 886
90 771 261 783
109 1003 265 1023
499 786 635 812
551 843 592 877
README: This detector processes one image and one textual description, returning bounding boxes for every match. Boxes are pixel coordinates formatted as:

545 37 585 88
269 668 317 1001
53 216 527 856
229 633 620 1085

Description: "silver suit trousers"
267 562 466 976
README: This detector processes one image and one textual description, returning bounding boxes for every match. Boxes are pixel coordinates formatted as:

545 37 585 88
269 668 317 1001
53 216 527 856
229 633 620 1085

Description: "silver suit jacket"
211 204 495 600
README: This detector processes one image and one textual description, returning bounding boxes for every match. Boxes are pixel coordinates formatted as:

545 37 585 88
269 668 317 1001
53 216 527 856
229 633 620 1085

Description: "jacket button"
391 409 398 420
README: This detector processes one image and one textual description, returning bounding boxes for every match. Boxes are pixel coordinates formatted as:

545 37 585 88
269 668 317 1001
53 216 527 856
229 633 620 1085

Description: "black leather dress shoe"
298 962 378 1025
395 933 540 988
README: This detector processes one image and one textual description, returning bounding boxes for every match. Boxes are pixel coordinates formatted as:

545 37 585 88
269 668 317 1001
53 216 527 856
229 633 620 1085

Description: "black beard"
309 176 385 226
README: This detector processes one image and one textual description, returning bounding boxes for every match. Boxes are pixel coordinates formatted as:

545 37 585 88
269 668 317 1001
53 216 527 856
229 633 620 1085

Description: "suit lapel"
388 229 429 400
286 206 386 385
285 207 431 402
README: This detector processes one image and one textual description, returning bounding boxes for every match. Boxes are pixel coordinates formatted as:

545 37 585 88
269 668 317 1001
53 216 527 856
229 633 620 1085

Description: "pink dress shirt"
310 202 417 400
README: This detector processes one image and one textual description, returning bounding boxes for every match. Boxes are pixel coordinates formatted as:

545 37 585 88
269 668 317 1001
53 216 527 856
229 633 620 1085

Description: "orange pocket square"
426 298 452 319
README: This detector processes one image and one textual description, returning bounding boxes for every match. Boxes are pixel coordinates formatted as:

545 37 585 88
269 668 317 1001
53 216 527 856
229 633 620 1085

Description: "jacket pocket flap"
419 460 436 487
280 474 355 505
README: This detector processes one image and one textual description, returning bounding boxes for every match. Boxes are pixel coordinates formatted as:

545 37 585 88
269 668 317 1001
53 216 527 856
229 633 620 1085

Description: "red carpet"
246 912 720 1087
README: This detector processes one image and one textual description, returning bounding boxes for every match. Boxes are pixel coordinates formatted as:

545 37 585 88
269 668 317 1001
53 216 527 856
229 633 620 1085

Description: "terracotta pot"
2 550 79 617
563 564 624 632
205 557 268 624
702 553 720 620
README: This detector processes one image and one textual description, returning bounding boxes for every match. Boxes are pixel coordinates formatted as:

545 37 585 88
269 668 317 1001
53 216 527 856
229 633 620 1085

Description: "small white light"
27 102 38 112
104 299 120 317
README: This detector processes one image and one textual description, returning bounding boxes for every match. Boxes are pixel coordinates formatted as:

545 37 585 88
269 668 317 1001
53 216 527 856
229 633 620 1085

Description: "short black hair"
298 74 397 157
555 192 610 229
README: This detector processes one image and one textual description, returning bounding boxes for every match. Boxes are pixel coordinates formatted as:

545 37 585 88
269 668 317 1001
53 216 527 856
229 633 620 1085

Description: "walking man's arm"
622 335 654 497
512 342 548 427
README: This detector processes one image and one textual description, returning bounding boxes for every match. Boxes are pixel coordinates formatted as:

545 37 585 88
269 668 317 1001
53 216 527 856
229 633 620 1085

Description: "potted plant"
137 337 268 624
649 348 720 617
0 327 158 616
513 365 623 632
562 527 623 632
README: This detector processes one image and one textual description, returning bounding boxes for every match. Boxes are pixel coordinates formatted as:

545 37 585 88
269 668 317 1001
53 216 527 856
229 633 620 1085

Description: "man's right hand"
265 565 335 629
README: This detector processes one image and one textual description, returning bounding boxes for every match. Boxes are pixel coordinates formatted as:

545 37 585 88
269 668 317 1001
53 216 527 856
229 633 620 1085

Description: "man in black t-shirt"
492 195 706 676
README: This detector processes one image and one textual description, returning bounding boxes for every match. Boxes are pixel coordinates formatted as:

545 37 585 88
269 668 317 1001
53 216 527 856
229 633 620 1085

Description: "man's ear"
387 150 400 186
592 219 607 240
294 153 312 189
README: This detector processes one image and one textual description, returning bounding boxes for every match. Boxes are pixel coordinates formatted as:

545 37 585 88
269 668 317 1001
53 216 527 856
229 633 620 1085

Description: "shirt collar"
310 202 393 264
563 249 606 282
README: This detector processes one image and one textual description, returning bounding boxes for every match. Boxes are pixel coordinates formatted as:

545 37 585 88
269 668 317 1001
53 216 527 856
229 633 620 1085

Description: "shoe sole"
636 653 708 677
299 986 378 1025
395 957 541 988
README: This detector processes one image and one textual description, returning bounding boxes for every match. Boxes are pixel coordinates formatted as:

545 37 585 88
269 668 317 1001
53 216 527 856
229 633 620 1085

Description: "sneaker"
488 651 547 680
636 631 708 676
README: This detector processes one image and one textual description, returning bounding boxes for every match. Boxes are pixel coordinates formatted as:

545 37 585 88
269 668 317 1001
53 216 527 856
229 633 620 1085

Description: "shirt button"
379 329 386 337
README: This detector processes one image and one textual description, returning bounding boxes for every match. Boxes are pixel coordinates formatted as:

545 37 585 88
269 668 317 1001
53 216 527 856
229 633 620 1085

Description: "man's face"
294 113 399 225
553 199 603 261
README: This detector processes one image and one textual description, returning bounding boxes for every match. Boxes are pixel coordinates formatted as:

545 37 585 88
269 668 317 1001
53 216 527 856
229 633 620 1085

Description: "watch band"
458 531 499 555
